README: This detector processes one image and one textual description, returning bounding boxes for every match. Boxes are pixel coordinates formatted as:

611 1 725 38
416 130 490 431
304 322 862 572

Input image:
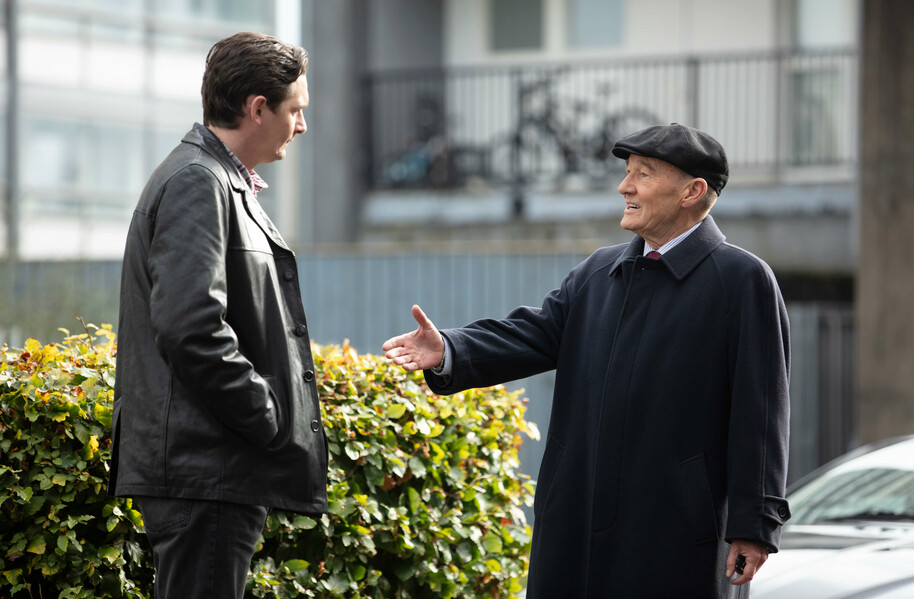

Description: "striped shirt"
643 220 703 256
222 144 269 197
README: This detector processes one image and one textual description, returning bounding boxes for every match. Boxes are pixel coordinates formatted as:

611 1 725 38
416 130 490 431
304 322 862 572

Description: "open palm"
382 305 445 371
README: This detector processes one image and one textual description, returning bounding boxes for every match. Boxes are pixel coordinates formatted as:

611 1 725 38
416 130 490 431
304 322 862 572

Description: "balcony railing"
363 48 857 191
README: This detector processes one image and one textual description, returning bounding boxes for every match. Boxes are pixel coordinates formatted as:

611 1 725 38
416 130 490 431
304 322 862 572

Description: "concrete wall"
296 0 443 245
368 0 443 71
296 0 368 244
856 0 914 442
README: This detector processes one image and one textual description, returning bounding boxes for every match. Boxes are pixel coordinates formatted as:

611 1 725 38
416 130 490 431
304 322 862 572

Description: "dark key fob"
735 555 746 575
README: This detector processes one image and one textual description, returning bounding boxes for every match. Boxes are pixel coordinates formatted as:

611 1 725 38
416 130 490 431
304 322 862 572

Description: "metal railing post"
687 56 700 127
5 0 19 263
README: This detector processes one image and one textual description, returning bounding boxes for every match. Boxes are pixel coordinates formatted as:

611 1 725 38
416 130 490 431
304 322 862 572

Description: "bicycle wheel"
489 126 554 187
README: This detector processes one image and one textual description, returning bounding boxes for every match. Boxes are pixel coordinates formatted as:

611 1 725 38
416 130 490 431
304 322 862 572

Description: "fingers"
411 304 434 331
727 540 768 586
382 305 444 372
384 346 421 370
381 333 408 353
382 305 433 352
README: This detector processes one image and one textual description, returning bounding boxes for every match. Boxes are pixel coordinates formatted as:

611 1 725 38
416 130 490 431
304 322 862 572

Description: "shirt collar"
220 142 269 197
643 220 703 256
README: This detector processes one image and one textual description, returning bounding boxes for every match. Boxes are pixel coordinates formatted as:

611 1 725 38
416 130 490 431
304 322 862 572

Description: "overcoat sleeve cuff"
726 495 791 552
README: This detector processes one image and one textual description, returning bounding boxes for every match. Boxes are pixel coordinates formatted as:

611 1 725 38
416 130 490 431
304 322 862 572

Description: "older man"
110 33 327 598
383 124 790 598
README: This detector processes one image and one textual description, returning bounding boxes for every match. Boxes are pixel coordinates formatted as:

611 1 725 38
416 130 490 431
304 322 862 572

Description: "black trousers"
136 496 269 599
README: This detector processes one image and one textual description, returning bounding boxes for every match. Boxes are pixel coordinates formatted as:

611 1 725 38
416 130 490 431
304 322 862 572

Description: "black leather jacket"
109 123 328 515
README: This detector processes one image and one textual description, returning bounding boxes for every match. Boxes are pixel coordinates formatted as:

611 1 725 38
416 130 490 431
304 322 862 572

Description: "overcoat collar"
608 215 727 281
182 123 293 254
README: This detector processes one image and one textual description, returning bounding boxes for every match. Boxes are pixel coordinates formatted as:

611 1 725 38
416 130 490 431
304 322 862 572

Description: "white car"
752 435 914 599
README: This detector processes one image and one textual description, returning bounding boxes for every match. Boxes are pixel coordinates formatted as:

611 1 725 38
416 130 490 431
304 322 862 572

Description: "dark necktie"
646 251 661 260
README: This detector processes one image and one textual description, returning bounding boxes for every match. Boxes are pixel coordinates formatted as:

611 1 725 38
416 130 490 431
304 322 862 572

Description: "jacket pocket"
533 437 566 518
262 375 291 451
678 454 719 545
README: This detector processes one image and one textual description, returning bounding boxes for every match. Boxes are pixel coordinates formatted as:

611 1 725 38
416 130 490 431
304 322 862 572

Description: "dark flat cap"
612 123 729 195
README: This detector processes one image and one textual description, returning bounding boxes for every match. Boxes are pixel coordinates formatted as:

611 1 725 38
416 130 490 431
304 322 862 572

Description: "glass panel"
567 0 623 49
790 440 914 524
791 69 840 164
24 119 79 190
23 118 146 213
490 0 543 52
795 0 856 48
153 0 270 25
87 123 145 196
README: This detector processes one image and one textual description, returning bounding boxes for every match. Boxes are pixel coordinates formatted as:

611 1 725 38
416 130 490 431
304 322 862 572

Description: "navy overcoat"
425 216 790 598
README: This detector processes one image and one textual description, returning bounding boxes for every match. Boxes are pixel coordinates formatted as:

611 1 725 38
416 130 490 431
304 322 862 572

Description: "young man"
110 32 327 598
384 124 791 598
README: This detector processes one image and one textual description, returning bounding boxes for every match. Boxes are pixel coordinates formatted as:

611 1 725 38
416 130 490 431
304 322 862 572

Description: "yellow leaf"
27 535 46 555
386 404 407 419
85 435 99 458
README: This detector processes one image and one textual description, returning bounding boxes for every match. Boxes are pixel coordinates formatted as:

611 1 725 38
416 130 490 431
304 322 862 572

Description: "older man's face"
618 155 691 248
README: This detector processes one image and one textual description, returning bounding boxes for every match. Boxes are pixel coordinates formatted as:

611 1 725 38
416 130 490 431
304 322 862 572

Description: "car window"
789 439 914 525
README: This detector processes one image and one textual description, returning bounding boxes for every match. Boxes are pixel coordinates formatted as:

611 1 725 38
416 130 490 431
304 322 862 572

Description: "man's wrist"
432 350 445 372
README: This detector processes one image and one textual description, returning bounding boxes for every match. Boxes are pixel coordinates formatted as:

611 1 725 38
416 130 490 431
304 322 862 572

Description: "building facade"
0 0 863 485
0 0 306 260
353 0 858 301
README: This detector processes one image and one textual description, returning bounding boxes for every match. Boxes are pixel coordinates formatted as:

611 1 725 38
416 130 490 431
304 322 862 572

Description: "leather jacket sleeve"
146 164 279 447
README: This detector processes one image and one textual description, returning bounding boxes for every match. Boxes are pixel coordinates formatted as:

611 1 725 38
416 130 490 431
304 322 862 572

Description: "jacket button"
283 268 295 281
777 506 789 518
294 323 307 337
303 370 314 382
310 419 320 432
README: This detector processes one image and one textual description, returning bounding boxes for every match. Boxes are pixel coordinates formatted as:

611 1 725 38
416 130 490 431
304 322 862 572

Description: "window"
567 0 623 49
795 0 856 48
490 0 543 52
791 69 841 164
789 0 857 165
152 0 270 25
22 118 145 214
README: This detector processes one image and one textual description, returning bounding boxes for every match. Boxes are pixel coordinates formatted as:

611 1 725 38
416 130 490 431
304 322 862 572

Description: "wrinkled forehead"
626 154 666 169
626 154 689 178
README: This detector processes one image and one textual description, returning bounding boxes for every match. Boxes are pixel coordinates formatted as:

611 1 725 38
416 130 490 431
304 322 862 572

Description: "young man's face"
259 74 309 164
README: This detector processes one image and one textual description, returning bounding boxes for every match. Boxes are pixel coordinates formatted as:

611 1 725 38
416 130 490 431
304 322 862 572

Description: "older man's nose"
618 173 634 195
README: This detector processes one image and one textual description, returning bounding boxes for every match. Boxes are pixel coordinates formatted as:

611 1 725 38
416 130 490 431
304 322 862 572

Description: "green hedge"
1 328 538 598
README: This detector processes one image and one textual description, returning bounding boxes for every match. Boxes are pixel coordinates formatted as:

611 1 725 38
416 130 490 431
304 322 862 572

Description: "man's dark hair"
202 32 309 129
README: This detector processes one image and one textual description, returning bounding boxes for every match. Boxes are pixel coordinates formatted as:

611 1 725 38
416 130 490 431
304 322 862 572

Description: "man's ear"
681 177 709 208
245 94 268 125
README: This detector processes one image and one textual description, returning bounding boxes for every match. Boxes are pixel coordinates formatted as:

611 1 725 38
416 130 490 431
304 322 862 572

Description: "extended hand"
726 539 769 586
382 305 445 371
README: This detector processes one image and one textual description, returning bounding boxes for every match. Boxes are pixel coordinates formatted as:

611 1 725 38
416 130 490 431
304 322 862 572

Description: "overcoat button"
310 419 320 432
303 370 314 382
284 268 295 281
777 506 789 518
294 323 307 337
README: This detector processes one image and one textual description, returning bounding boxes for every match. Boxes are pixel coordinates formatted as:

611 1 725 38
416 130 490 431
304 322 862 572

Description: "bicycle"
379 93 490 189
490 70 660 188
